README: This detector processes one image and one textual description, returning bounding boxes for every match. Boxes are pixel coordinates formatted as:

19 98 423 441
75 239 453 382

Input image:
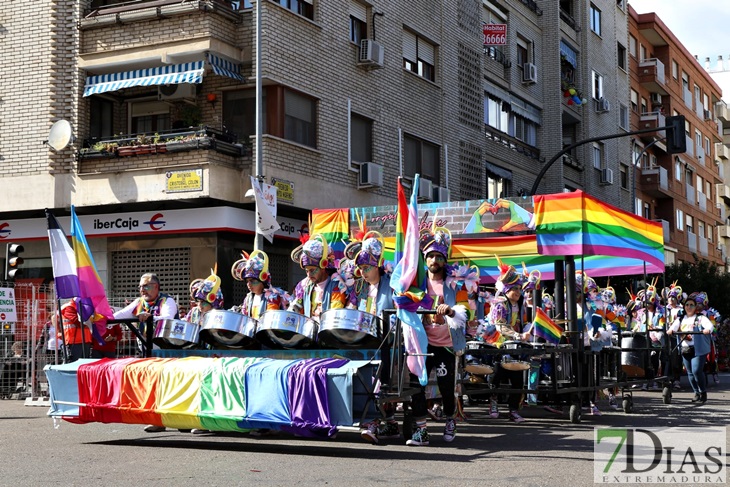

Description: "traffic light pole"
530 120 685 196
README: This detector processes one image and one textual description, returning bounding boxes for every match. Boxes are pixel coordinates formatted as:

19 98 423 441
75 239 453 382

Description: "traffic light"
665 115 687 154
4 243 24 281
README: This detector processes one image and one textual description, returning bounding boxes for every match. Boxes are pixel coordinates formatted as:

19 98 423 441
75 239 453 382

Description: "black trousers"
409 345 457 420
492 365 524 411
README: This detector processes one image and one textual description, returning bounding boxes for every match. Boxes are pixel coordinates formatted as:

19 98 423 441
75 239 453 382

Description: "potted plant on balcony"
80 141 118 158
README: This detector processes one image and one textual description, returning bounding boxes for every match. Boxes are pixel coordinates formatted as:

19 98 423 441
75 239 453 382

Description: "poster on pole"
250 176 279 243
0 287 18 323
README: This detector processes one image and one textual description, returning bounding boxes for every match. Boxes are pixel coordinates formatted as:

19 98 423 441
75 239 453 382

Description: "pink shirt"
424 278 453 347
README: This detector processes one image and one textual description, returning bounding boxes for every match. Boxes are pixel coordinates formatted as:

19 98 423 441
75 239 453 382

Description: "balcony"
698 192 707 212
683 88 693 108
639 166 670 198
562 152 584 171
638 59 668 94
717 183 730 204
484 125 541 161
718 225 730 239
654 219 670 244
715 143 730 161
638 111 666 143
699 236 709 257
559 9 580 31
687 231 697 254
715 100 729 123
686 183 695 204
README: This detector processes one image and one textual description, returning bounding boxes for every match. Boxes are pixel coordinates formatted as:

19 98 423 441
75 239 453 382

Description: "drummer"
231 250 288 319
288 234 349 319
634 283 665 390
661 283 685 390
185 270 224 325
343 231 400 444
405 226 469 447
488 259 529 423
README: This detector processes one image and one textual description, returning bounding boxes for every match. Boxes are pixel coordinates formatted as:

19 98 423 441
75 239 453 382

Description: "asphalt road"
1 375 727 487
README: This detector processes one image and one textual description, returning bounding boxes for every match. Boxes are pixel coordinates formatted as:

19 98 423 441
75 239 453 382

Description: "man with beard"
405 226 468 447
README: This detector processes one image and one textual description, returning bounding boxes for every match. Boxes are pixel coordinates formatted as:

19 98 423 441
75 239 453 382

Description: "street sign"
483 23 507 46
0 287 18 323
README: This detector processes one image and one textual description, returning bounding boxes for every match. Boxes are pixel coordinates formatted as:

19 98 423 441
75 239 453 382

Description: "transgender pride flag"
70 206 114 345
46 210 81 299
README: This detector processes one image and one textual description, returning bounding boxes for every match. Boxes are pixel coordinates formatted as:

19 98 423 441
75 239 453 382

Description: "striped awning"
83 61 204 97
206 53 246 82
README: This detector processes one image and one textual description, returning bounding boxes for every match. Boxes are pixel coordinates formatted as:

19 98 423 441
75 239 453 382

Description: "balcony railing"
638 59 667 94
485 125 542 161
687 231 697 254
80 0 240 29
699 236 709 257
559 9 580 31
715 100 729 123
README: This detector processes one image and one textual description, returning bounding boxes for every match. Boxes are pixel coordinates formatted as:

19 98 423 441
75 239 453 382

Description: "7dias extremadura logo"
594 427 726 484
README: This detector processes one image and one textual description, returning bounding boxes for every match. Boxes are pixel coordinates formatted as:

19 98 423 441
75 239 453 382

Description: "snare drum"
464 341 496 375
255 310 318 349
500 340 531 371
317 308 382 349
153 319 200 349
199 309 258 349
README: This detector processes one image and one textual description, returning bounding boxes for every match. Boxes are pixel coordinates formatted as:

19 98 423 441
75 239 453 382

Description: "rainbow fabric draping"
533 190 665 272
70 206 115 343
67 357 349 437
311 208 350 258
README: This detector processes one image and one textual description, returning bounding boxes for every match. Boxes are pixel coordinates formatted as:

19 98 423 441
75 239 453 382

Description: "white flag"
251 176 279 243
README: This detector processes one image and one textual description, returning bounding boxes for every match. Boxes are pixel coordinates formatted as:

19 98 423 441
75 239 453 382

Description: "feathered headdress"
420 214 452 259
521 262 541 292
190 268 224 309
495 255 522 293
231 250 270 286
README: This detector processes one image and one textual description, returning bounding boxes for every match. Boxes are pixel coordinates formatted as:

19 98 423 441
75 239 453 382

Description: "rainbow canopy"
534 190 664 273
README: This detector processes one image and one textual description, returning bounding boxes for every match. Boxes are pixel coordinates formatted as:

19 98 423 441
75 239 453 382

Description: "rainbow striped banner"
534 191 664 272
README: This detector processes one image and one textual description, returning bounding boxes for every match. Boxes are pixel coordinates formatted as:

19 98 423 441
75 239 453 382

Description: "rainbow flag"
390 176 431 386
532 307 563 344
70 206 114 345
311 208 350 259
534 190 664 272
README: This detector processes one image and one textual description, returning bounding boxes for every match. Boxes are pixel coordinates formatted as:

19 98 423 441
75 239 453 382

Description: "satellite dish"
47 120 75 151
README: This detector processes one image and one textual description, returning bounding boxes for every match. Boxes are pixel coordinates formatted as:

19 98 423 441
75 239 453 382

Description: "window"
590 4 601 36
708 225 713 243
682 72 689 91
635 197 643 217
617 42 626 70
639 44 647 61
403 30 436 82
560 40 577 85
640 97 647 114
674 158 682 181
349 2 367 45
630 90 638 112
89 97 114 142
350 113 372 163
705 136 711 154
616 0 625 10
484 94 539 146
686 214 694 234
699 221 705 240
223 86 316 148
629 35 637 58
695 129 702 149
618 103 629 130
487 170 510 199
697 175 704 200
706 180 712 198
643 201 650 219
676 209 684 232
130 101 170 134
404 134 440 185
620 163 628 189
672 60 678 79
278 0 313 20
592 71 604 100
516 36 531 67
592 142 603 169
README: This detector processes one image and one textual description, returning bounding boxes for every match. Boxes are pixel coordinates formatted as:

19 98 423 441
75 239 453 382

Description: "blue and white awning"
83 61 205 97
206 53 246 82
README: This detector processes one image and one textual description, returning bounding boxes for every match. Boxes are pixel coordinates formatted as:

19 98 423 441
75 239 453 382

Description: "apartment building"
629 6 725 267
0 0 636 307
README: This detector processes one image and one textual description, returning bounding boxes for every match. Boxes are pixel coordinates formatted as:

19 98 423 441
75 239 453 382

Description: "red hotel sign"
483 24 506 46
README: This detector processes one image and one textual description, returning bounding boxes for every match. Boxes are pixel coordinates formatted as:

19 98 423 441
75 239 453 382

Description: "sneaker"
608 394 618 410
428 404 443 421
143 425 166 433
672 380 681 390
590 404 602 416
376 421 400 440
489 399 499 419
360 421 379 445
631 384 642 390
543 405 563 415
443 419 456 442
700 392 707 403
406 427 430 446
191 428 210 435
508 411 525 423
691 393 701 403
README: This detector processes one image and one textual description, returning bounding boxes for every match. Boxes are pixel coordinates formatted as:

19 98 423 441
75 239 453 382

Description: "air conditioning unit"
358 162 383 188
600 168 614 185
358 39 384 68
158 83 197 101
417 178 433 201
650 92 662 105
433 185 450 202
704 109 712 120
522 62 537 84
596 97 611 113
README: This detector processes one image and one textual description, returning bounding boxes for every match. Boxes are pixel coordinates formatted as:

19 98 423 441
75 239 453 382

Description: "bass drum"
199 309 259 349
621 332 648 378
255 310 319 349
153 319 200 349
318 309 382 349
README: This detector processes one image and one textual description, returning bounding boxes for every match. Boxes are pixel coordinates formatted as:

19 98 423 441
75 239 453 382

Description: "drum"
199 309 258 349
317 309 382 349
621 332 648 378
153 319 200 349
255 310 319 349
500 340 531 371
464 341 496 375
553 345 574 384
